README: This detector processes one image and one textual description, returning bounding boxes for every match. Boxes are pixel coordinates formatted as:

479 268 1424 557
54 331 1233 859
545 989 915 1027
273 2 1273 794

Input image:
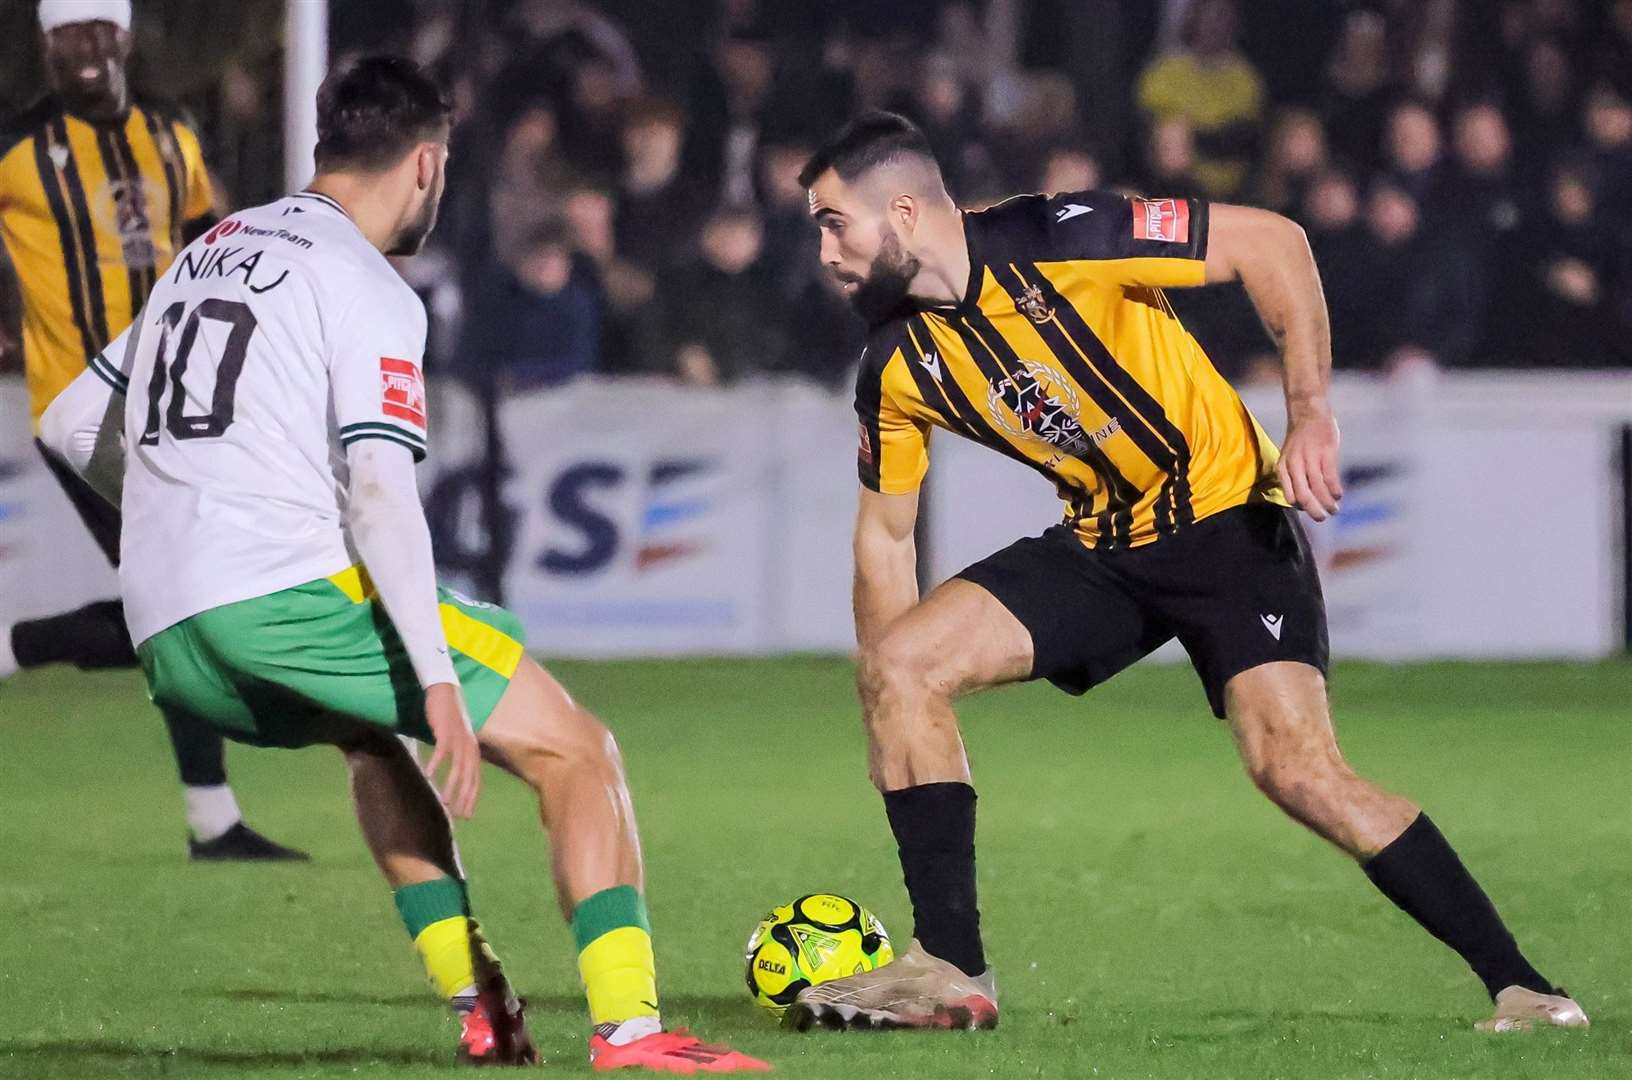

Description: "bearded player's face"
808 172 922 322
388 142 449 257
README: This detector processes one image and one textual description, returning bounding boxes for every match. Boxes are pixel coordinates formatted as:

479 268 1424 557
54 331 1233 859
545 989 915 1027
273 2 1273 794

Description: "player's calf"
1225 663 1574 1015
1226 664 1417 858
477 659 642 912
474 659 768 1070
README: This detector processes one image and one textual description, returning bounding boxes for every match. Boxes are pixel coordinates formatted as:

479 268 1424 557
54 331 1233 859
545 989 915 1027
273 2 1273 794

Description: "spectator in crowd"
1582 83 1632 227
1302 168 1373 369
932 1 997 98
488 101 574 268
1136 0 1266 198
1355 181 1481 370
1139 119 1204 198
459 221 601 391
560 55 632 182
779 270 867 391
486 0 641 124
690 29 777 208
1513 36 1578 164
562 183 663 376
758 138 821 299
614 97 706 272
661 208 786 385
1443 102 1523 236
1439 102 1533 358
1252 108 1328 216
1038 144 1102 197
1398 0 1457 103
292 0 1632 385
896 53 985 196
1320 8 1395 174
1598 0 1632 96
991 71 1084 193
1380 100 1443 204
1511 158 1629 367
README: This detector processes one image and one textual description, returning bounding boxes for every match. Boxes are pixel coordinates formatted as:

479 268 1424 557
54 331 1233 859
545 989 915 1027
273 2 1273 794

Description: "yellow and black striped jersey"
855 189 1286 549
0 95 215 426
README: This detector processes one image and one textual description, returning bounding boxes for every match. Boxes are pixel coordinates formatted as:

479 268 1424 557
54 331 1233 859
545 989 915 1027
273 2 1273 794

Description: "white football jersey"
96 191 430 646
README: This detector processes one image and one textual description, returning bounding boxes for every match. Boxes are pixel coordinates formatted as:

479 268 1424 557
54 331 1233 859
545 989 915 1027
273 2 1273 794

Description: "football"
743 894 893 1014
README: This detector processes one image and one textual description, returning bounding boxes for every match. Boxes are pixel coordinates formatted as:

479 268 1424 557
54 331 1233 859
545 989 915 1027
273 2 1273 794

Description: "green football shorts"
136 565 527 748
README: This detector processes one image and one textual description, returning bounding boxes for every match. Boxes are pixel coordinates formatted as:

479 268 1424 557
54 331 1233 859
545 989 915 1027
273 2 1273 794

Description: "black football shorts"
956 504 1329 719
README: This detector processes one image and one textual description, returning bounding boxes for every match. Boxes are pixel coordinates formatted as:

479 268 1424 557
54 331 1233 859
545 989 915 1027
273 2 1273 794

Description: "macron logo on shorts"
380 357 426 429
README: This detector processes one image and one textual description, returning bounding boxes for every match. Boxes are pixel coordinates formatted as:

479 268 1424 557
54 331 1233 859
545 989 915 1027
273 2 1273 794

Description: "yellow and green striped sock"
572 885 659 1027
395 876 499 1013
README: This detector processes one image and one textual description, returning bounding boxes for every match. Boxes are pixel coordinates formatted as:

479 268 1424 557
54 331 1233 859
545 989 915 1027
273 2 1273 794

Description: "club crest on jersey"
1016 284 1054 324
95 177 157 270
988 359 1091 456
380 357 426 428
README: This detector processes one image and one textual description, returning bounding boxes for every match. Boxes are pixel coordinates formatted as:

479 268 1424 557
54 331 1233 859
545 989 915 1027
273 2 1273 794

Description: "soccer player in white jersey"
41 56 769 1073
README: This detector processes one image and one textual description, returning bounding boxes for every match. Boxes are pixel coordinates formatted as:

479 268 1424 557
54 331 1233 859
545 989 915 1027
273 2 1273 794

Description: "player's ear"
890 192 917 234
415 144 437 191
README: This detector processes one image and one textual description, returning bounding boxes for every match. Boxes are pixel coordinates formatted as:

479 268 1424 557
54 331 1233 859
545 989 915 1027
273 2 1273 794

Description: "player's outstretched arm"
345 439 481 818
853 487 921 652
39 362 127 506
1203 203 1343 521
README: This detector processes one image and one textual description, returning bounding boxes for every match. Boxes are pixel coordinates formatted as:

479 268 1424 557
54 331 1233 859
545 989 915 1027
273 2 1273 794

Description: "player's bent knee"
498 699 623 787
1244 746 1353 816
859 631 949 707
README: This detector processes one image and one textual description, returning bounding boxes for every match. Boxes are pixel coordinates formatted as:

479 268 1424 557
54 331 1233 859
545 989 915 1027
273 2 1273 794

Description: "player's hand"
1278 402 1343 522
422 682 481 819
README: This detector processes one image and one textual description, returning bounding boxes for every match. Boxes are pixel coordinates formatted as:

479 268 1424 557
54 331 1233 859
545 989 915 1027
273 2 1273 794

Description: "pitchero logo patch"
380 357 426 428
1131 197 1189 244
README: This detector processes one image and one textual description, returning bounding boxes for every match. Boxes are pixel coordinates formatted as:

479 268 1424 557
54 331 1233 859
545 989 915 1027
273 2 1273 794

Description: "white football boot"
1475 986 1590 1033
783 939 998 1031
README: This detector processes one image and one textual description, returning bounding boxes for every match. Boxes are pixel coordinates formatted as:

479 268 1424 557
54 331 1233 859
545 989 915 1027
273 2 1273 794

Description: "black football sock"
882 782 987 977
163 709 230 788
10 600 137 670
1362 813 1553 999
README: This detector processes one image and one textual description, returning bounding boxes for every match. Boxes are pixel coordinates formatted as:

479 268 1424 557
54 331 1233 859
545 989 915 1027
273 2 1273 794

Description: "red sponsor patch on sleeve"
857 423 874 466
1131 197 1189 244
380 357 427 428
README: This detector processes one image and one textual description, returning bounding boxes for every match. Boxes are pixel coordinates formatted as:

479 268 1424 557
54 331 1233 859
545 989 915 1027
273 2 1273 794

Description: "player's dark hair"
798 111 942 189
314 55 452 173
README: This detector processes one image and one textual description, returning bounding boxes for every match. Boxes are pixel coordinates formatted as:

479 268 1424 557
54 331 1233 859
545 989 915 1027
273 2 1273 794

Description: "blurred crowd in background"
4 0 1632 393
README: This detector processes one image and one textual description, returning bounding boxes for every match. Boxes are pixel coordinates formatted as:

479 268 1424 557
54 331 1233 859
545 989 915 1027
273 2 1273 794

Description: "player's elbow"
1205 205 1311 284
1250 209 1312 267
38 397 71 461
38 395 88 474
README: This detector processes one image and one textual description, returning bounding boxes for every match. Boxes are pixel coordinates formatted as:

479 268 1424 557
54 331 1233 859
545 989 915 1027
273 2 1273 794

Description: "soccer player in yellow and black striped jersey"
785 113 1585 1037
0 0 303 862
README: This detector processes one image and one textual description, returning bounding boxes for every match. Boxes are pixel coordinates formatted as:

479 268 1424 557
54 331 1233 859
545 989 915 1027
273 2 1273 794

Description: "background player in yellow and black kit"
786 113 1585 1035
0 1 302 861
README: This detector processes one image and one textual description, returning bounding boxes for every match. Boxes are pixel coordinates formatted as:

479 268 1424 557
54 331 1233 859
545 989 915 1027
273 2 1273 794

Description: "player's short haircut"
798 111 943 190
314 55 453 173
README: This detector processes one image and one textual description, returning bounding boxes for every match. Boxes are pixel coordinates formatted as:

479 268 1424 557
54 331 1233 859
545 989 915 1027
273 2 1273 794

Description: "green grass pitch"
1 658 1628 1079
